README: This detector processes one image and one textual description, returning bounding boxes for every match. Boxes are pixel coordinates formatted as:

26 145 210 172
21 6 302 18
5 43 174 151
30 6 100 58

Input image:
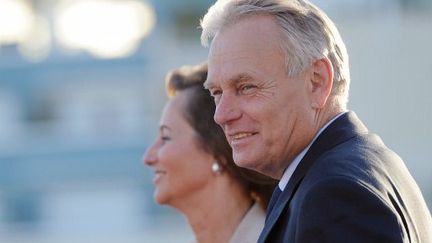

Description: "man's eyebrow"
234 73 253 83
204 73 253 89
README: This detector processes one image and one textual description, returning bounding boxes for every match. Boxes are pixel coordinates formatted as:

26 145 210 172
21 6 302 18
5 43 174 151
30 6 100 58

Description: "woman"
143 63 277 243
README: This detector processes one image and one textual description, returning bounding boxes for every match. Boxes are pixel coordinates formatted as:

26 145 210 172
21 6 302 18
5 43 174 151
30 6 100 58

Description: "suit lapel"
258 112 368 242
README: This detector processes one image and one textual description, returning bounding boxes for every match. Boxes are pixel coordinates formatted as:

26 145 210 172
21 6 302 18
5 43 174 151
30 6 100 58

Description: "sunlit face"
143 91 215 206
206 15 316 179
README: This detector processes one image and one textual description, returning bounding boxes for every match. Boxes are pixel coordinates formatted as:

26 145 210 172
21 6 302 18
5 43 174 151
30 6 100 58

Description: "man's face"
206 15 316 179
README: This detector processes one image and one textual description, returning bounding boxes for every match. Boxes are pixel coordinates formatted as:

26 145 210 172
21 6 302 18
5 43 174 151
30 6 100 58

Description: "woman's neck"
174 177 253 243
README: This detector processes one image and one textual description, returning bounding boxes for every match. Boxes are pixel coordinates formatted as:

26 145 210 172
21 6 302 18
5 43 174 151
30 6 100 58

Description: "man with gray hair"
200 0 432 242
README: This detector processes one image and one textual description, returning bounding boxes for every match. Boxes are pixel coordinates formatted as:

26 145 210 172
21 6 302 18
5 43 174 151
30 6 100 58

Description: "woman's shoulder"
229 202 266 243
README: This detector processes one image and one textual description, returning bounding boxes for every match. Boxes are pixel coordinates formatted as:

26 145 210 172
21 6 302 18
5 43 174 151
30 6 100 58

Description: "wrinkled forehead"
205 16 286 89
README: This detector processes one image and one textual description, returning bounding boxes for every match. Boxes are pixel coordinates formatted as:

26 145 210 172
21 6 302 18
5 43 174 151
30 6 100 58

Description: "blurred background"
0 0 431 242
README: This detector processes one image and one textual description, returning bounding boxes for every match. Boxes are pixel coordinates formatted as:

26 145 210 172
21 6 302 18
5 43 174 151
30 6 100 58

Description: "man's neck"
278 110 348 190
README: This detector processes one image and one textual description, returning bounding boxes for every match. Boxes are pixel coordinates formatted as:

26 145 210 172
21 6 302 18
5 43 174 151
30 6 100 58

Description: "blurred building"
0 0 431 242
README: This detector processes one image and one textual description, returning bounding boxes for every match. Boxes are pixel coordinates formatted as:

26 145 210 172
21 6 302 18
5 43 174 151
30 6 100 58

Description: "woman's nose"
143 141 158 166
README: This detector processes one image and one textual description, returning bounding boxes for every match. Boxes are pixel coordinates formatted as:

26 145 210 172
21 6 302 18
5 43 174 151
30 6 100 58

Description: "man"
200 0 432 242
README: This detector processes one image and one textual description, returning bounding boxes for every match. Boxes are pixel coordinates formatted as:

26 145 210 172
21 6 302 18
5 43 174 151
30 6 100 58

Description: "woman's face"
143 91 215 206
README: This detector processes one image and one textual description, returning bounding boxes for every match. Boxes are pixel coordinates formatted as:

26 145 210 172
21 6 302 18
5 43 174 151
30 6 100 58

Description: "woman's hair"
165 62 277 209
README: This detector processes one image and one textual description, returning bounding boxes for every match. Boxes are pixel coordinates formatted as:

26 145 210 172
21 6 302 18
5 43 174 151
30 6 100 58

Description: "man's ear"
308 57 333 109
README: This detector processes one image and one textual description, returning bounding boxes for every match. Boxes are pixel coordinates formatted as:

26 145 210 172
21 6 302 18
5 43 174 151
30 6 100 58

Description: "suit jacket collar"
259 111 368 241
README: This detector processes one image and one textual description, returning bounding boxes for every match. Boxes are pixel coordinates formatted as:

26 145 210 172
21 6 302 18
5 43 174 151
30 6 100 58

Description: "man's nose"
213 93 241 126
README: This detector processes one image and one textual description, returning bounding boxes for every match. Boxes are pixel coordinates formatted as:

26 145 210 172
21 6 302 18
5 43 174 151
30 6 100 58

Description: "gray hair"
200 0 350 108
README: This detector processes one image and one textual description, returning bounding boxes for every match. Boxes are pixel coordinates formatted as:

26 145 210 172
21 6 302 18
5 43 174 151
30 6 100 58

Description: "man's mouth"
231 132 254 140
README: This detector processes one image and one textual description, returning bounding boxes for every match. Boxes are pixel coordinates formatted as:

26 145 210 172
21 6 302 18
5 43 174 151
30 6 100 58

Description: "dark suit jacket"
258 112 432 243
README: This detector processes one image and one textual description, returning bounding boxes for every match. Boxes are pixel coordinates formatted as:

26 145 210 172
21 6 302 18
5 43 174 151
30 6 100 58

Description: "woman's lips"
153 170 166 183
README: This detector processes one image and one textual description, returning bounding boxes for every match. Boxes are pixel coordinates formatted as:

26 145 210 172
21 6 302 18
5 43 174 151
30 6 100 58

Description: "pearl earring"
211 161 222 174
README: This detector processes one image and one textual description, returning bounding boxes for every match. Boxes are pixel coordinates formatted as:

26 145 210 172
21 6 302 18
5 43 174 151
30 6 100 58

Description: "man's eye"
210 89 222 97
239 84 256 94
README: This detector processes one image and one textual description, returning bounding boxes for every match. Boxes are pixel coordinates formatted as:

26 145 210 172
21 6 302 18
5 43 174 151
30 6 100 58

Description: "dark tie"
266 186 282 221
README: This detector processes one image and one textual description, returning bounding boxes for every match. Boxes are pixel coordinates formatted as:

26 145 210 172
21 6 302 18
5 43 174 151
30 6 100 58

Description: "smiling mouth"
230 132 256 140
153 171 165 184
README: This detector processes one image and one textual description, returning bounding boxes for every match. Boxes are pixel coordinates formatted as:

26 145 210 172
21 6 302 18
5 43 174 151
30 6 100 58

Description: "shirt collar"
278 111 347 190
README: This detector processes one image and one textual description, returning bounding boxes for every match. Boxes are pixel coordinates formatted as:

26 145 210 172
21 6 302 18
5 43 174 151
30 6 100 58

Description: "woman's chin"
154 190 168 205
153 190 165 204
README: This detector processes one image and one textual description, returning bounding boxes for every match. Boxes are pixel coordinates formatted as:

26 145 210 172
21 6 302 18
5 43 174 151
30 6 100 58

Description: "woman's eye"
160 136 170 144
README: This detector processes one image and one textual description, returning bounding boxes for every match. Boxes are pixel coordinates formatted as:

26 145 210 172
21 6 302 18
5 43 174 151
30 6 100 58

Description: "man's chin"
233 154 260 171
234 154 278 178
